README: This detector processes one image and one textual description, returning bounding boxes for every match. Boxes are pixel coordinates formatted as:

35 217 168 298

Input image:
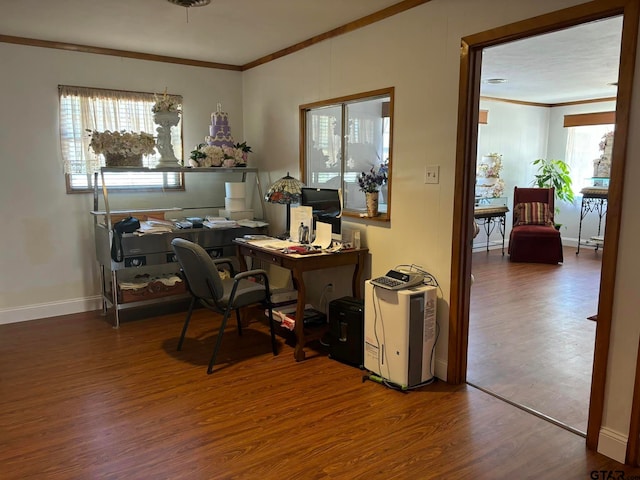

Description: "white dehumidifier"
364 281 437 388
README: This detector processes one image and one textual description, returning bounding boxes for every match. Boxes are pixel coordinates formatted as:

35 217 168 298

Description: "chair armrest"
228 269 272 305
233 269 268 282
212 258 236 276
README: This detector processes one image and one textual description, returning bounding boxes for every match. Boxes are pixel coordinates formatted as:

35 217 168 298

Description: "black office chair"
171 238 278 374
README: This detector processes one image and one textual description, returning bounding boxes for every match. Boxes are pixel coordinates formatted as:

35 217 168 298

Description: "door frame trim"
447 0 639 454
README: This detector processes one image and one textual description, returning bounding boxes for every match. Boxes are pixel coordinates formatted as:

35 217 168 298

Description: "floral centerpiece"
357 165 387 193
152 90 181 114
476 153 502 178
357 164 387 217
594 130 614 178
598 131 614 153
476 153 504 198
189 141 252 168
87 129 156 167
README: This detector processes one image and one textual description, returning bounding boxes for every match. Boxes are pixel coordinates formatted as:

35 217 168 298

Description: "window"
300 88 393 220
59 85 183 192
565 124 614 193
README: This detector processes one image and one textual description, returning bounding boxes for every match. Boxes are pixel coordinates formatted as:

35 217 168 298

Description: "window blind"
58 85 183 192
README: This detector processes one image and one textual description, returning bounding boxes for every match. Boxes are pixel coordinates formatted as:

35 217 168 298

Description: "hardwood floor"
2 295 638 478
468 246 602 434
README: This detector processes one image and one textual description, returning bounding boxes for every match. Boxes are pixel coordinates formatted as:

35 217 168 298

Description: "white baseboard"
598 427 628 464
434 357 447 382
0 296 103 325
562 237 579 247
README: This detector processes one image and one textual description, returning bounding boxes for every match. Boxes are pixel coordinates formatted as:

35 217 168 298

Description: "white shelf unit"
91 167 267 327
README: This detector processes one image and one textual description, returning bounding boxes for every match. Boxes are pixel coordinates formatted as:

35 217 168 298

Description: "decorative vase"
154 110 181 167
104 152 143 167
366 191 379 217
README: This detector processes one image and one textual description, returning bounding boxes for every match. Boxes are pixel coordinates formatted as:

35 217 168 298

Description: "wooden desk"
233 240 368 361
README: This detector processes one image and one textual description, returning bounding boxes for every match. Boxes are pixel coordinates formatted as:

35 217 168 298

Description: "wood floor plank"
1 293 638 478
468 246 602 434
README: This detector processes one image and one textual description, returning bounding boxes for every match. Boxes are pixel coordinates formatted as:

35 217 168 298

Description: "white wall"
0 42 244 322
244 1 458 377
242 0 640 463
476 99 550 246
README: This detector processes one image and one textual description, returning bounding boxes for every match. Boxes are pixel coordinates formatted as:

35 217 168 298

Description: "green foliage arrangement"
531 158 574 209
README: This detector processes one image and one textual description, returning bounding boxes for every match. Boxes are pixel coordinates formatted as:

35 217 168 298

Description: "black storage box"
328 296 364 367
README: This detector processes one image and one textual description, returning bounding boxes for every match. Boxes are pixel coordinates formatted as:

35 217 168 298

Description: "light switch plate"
425 165 440 184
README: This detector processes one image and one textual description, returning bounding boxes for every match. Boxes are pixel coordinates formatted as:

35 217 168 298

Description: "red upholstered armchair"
508 187 563 264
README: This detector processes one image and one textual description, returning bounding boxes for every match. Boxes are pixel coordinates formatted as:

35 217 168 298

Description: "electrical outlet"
327 283 334 293
425 165 440 184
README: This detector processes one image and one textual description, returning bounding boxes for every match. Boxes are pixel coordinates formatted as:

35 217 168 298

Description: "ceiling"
0 2 623 104
0 0 402 66
481 15 622 104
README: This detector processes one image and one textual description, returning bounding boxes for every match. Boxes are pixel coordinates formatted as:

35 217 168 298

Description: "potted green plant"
531 158 574 226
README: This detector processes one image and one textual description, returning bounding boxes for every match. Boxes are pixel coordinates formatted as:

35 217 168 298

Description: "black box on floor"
328 296 364 367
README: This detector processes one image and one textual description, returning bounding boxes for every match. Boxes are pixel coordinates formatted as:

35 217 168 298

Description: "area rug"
588 314 598 321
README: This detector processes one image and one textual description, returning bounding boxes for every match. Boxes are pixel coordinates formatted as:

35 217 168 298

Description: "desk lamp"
265 172 304 238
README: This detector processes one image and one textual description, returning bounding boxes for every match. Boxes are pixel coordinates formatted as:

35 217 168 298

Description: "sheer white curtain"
58 85 182 189
310 112 340 167
565 124 613 193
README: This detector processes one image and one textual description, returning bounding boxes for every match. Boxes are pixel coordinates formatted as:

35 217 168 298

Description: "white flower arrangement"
598 131 614 155
152 90 181 114
87 129 156 157
189 142 250 167
477 153 503 178
489 178 505 197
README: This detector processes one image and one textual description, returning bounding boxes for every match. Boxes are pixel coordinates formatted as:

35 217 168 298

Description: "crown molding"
480 95 617 108
0 0 432 72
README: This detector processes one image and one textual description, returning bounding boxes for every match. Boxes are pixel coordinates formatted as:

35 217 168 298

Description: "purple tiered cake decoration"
206 103 235 148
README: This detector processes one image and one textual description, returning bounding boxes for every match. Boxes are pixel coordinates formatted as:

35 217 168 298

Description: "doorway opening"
466 17 620 436
448 0 639 451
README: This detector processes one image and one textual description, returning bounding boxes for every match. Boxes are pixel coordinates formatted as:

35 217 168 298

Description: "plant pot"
366 191 379 217
104 153 143 167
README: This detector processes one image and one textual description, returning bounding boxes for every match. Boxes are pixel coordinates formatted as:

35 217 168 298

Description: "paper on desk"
312 221 332 248
237 219 269 228
262 239 299 250
204 220 237 228
203 216 236 228
136 220 174 234
238 237 295 250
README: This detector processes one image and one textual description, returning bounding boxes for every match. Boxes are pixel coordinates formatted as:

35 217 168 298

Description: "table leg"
111 270 120 328
352 251 366 298
576 197 586 255
499 215 506 255
291 268 307 362
237 247 248 271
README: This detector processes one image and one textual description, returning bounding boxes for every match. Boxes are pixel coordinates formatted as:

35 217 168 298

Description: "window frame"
300 87 394 222
59 85 185 194
564 123 615 194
